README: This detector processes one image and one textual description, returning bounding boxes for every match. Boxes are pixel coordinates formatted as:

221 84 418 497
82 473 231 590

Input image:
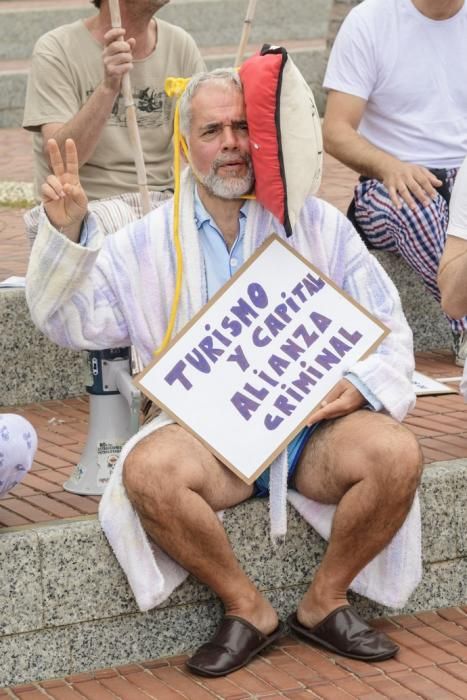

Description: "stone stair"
0 0 332 128
1 465 466 686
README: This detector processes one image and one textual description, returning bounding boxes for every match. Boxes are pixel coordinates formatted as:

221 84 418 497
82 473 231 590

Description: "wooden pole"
109 0 151 216
234 0 258 66
108 0 149 376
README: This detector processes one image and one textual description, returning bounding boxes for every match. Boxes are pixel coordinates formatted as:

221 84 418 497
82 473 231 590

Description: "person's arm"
323 90 442 211
305 378 366 426
41 28 135 169
26 137 131 351
438 237 467 319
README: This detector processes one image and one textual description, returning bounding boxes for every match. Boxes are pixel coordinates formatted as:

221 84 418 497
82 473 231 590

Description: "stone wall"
327 0 362 50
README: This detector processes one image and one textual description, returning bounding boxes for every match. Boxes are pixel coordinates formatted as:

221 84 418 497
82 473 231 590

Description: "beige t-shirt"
23 19 205 201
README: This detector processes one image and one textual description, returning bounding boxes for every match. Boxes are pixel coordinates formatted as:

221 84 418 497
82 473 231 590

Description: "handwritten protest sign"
136 235 389 484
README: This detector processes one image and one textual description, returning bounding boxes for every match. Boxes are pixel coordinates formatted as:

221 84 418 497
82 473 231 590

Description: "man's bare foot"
225 591 279 635
297 580 349 629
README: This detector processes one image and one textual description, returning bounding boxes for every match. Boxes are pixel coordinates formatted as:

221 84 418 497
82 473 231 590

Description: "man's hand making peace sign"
42 138 88 243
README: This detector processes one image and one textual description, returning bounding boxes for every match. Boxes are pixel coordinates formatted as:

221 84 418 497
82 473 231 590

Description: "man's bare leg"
294 410 422 628
123 424 278 635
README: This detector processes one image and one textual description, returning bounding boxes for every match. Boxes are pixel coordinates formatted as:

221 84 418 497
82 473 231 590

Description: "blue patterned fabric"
353 170 467 332
253 423 321 497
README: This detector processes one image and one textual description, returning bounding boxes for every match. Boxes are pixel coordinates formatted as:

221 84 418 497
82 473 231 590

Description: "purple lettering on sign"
247 282 269 309
264 413 284 430
338 327 363 345
164 360 193 390
310 312 332 333
226 345 250 371
329 336 352 357
231 392 261 421
252 326 272 347
314 348 341 371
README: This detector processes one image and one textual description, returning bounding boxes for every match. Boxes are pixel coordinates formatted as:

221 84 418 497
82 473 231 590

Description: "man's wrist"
371 152 400 183
100 79 121 99
44 210 86 244
58 221 84 243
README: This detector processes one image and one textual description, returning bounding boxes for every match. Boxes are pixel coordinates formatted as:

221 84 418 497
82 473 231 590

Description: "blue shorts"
253 422 321 497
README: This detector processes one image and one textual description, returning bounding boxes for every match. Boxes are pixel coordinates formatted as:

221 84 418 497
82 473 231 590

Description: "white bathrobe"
26 171 421 612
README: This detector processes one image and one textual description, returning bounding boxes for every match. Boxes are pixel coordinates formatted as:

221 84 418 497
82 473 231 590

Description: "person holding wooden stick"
23 0 205 203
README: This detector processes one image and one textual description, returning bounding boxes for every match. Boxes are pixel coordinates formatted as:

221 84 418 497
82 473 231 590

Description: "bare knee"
123 436 195 522
362 422 423 501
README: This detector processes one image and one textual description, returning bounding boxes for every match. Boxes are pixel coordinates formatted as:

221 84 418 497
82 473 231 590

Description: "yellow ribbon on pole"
153 79 190 355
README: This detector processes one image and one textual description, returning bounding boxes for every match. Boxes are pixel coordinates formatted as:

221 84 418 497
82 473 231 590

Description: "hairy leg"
123 424 278 634
294 410 422 627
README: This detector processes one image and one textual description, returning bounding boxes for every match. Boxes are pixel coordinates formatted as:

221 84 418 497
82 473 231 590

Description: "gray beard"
199 157 255 199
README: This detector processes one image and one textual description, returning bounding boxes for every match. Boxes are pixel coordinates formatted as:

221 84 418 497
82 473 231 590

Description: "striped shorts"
353 170 467 333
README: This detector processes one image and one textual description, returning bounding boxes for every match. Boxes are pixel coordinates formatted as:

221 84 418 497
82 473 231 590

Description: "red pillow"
239 45 322 236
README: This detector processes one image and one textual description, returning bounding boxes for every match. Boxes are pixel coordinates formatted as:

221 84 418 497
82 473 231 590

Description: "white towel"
100 419 421 611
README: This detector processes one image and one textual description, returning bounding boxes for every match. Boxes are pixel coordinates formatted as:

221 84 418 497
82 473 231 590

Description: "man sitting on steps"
26 68 422 677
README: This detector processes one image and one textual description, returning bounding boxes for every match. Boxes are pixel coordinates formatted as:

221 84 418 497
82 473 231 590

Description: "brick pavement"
2 607 467 698
0 127 33 183
0 206 31 278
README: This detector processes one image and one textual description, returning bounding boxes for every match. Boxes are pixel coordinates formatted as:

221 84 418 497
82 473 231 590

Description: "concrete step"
1 460 466 686
0 0 95 62
0 0 331 61
159 0 332 50
0 40 328 128
373 250 452 352
0 289 87 407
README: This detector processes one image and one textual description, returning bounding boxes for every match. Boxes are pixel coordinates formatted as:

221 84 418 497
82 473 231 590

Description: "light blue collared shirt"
194 187 249 297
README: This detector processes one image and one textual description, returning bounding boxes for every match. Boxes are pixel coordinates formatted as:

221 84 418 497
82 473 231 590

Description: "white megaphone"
64 348 141 495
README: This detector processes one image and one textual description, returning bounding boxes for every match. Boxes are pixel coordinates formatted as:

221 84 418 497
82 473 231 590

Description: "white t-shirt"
324 0 467 169
447 156 467 240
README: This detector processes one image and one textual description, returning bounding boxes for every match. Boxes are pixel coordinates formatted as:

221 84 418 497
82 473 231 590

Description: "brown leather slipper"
186 615 284 677
288 606 399 661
